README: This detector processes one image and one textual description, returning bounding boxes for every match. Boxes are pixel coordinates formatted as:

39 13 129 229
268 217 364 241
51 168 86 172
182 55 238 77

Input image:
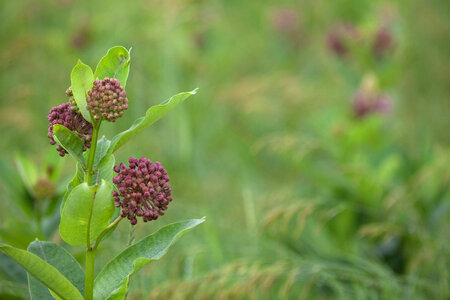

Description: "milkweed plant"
0 46 204 300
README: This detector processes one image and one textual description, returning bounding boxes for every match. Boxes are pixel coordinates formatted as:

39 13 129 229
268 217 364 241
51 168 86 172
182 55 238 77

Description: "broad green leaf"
43 148 65 183
0 243 83 300
27 240 85 300
0 279 28 300
53 125 87 167
93 136 111 168
14 152 38 196
98 89 198 167
60 163 84 213
92 154 115 186
0 158 33 217
93 218 205 300
60 181 114 246
71 60 94 122
94 46 131 88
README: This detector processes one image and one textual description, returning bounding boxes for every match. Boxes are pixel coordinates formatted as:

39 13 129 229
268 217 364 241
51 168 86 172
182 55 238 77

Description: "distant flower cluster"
353 89 391 118
326 24 360 57
326 23 394 59
86 78 128 122
113 157 172 225
47 102 93 156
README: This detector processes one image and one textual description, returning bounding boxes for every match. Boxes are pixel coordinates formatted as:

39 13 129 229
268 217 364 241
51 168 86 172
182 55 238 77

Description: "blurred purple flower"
353 90 392 118
372 26 394 58
326 23 360 57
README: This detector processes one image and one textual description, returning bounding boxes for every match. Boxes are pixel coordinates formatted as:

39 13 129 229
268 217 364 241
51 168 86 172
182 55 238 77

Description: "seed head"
86 78 128 122
113 157 172 225
33 178 55 199
47 102 93 156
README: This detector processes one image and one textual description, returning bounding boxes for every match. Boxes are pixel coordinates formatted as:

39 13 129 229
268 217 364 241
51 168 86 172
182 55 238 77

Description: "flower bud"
66 87 79 113
113 157 172 225
86 78 128 122
47 102 93 156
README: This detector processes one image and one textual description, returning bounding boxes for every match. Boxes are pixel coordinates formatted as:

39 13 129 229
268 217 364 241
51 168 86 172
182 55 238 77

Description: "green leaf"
0 279 28 300
60 163 84 214
0 243 83 300
93 218 205 300
52 125 87 167
71 60 94 122
98 89 198 167
93 136 111 168
60 181 114 246
92 154 115 186
0 158 34 217
94 46 131 88
14 152 38 196
27 240 85 300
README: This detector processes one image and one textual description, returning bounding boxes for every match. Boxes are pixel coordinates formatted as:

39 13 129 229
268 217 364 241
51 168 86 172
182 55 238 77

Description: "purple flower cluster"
353 90 392 118
372 26 393 58
326 24 360 57
65 86 79 113
86 78 128 122
113 157 172 225
47 102 93 156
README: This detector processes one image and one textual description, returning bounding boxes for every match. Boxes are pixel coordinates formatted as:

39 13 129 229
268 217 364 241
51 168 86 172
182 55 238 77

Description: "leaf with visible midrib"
93 218 205 300
98 89 198 167
27 240 85 300
53 125 87 167
0 244 83 300
94 46 131 88
60 181 114 246
71 60 94 122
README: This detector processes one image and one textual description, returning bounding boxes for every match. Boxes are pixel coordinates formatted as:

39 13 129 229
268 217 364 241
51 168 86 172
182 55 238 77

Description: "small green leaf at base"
53 125 87 167
0 243 83 300
93 218 205 300
71 60 94 122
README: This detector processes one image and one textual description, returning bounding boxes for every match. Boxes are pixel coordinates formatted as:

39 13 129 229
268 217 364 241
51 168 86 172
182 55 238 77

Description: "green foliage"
53 124 87 167
60 181 114 246
27 240 85 300
94 218 205 300
94 46 131 88
71 60 94 122
0 243 83 300
98 88 198 167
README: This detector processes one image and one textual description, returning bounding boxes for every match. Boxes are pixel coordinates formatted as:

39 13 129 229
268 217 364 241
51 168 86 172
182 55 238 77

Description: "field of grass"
0 0 449 299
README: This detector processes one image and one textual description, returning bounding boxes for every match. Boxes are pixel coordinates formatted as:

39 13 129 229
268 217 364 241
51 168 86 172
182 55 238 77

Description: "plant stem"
84 118 101 300
85 248 95 300
85 120 101 185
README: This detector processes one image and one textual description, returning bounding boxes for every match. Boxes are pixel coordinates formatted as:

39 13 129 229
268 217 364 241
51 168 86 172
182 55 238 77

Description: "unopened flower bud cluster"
47 102 93 156
113 157 172 225
86 78 128 122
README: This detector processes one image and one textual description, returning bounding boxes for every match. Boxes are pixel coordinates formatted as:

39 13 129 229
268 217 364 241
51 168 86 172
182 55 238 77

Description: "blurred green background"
0 0 449 299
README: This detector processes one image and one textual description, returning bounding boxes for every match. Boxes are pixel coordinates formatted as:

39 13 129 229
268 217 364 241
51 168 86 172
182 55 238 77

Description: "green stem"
84 118 101 300
85 248 95 300
85 120 101 185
